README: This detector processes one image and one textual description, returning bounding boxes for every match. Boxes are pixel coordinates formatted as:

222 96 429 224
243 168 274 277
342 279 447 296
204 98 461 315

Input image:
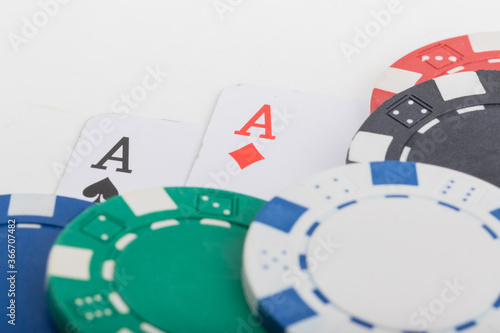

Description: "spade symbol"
82 177 119 203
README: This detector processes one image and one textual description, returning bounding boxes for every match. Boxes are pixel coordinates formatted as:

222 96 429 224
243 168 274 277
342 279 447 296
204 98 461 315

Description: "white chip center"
307 197 500 331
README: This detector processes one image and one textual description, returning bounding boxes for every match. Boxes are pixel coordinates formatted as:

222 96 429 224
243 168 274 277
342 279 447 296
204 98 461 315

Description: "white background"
1 0 500 194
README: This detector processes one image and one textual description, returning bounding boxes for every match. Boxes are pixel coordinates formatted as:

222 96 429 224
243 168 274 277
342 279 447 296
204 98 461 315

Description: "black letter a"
91 137 132 173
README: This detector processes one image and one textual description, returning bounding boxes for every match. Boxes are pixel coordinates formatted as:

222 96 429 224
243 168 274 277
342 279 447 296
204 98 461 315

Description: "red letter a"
234 105 276 140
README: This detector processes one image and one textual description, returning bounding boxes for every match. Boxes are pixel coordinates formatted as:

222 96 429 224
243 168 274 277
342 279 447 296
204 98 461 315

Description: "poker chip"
46 187 267 333
0 194 94 333
243 161 500 332
349 70 500 188
371 32 500 112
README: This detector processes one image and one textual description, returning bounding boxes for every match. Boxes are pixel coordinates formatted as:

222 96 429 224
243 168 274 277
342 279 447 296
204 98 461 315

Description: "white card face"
186 84 368 200
57 113 205 202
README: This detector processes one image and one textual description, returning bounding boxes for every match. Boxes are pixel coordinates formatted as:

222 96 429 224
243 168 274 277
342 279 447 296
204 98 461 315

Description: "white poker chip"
243 161 500 333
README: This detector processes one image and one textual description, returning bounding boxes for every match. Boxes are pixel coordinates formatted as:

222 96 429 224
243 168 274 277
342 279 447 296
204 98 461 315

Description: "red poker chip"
370 32 500 112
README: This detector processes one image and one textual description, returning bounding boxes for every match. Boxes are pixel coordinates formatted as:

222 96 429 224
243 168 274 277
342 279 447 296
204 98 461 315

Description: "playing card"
57 113 205 202
186 84 368 200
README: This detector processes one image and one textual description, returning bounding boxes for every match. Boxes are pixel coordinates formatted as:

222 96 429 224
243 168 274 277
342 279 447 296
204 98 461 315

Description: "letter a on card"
234 104 276 140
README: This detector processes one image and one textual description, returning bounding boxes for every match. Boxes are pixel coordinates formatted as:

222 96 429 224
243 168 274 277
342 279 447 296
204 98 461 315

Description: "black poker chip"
348 70 500 187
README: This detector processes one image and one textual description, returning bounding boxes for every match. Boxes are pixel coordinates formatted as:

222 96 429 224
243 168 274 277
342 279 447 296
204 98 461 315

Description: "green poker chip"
46 187 267 333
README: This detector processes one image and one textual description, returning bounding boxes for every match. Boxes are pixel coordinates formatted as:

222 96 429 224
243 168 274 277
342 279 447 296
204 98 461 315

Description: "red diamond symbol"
229 143 265 170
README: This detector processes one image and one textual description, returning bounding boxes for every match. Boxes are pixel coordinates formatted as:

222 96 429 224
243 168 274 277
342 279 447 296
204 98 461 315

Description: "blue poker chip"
243 161 500 332
0 194 94 332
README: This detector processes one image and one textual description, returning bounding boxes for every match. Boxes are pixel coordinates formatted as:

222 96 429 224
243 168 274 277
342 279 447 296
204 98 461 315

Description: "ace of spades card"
57 113 205 203
186 84 368 200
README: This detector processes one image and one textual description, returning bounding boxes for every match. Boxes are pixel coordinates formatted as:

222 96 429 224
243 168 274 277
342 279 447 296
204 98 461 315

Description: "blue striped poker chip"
0 194 94 333
243 161 500 333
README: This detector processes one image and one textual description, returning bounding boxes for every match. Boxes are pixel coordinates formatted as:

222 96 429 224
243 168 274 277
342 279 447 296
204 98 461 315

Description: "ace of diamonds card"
186 84 367 199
